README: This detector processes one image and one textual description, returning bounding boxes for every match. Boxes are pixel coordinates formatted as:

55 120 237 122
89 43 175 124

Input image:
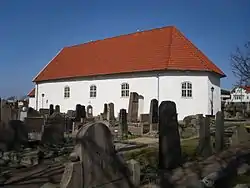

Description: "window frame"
64 86 70 99
121 83 129 98
181 81 192 98
90 85 97 98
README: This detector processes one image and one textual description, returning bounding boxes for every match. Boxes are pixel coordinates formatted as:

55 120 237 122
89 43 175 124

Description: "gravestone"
149 99 158 132
103 103 108 120
75 104 82 122
55 105 60 113
215 111 224 152
39 108 50 117
231 126 250 146
1 103 12 126
127 92 139 123
81 105 86 119
159 101 182 169
0 120 28 151
70 122 134 188
86 105 93 118
27 107 42 117
67 110 76 119
41 112 64 145
127 159 140 187
119 109 128 138
19 107 28 122
49 104 54 116
159 101 182 187
65 118 73 133
196 115 212 158
107 103 115 121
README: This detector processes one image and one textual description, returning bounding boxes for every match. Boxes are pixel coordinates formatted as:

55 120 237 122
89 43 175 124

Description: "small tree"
231 41 250 85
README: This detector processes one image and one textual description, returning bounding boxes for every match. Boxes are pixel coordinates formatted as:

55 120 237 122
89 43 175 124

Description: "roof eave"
32 48 64 82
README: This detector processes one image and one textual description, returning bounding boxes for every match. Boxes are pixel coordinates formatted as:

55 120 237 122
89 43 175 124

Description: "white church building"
28 26 225 120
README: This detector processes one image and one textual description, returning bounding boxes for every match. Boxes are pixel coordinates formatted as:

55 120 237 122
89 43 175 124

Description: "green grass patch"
181 138 198 157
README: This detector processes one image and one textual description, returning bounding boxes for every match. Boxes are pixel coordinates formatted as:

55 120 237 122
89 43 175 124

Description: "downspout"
157 74 160 103
157 73 160 127
36 84 39 110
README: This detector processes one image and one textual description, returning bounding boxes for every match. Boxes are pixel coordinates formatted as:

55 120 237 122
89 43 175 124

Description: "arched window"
181 82 192 98
64 86 70 98
90 85 97 98
121 83 129 97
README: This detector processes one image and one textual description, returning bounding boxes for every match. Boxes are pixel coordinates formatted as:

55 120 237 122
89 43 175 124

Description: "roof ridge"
66 25 176 49
173 29 211 71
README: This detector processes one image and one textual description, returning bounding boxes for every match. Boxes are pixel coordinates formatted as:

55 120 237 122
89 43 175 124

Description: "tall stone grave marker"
75 104 82 122
119 109 128 138
103 103 108 120
159 101 182 187
215 111 224 152
196 115 212 158
107 103 115 121
49 104 54 116
127 92 139 123
81 105 86 121
149 99 158 132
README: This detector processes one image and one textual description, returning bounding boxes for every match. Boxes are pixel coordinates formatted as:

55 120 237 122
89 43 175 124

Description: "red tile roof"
243 86 250 93
27 88 35 97
33 26 225 82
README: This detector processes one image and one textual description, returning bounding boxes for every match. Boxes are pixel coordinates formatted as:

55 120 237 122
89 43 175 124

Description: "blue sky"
0 0 249 98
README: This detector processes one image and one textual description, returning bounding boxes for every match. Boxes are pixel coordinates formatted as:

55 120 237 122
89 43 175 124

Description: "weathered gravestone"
215 111 224 152
55 105 60 113
159 101 182 187
86 105 93 118
149 99 158 132
0 120 28 151
128 92 139 123
119 109 128 138
81 105 86 120
196 115 212 158
231 125 250 146
75 104 82 122
39 108 50 117
1 102 12 126
67 110 75 118
49 104 54 116
61 121 134 188
41 112 64 145
107 102 115 121
19 107 28 121
103 103 108 120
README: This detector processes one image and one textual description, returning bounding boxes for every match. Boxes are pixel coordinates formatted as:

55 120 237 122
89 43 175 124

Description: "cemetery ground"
1 97 250 187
